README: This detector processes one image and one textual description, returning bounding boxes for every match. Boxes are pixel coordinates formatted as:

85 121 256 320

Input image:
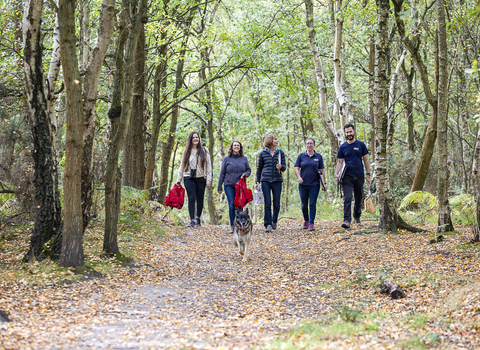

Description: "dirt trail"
2 221 332 349
4 219 478 349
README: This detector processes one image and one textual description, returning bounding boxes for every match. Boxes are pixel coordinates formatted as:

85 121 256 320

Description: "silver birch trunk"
473 127 480 232
304 0 341 163
333 0 348 130
22 0 63 260
386 49 407 146
79 0 90 70
436 0 454 233
373 0 420 233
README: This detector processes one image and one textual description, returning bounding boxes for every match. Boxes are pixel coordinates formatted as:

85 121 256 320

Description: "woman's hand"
297 177 303 184
276 163 282 170
240 174 245 179
218 190 222 194
206 180 211 187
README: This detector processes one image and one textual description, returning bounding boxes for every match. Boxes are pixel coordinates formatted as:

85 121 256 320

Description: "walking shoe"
265 224 273 232
308 224 315 231
187 220 196 228
272 222 277 230
303 221 308 229
341 221 350 229
354 217 361 224
195 216 201 227
229 226 234 234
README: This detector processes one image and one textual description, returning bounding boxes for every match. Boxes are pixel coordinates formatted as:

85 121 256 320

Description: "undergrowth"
0 186 165 286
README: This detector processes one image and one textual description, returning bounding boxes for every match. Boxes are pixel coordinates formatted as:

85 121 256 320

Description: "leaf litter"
0 218 479 349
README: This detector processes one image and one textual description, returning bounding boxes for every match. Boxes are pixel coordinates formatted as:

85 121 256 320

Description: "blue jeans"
298 184 320 224
224 185 236 226
261 181 282 227
342 175 364 222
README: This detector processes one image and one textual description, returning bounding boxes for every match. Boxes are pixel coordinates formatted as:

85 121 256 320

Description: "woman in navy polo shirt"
294 137 325 231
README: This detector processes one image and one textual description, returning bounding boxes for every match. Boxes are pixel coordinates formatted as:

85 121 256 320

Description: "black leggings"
183 177 207 220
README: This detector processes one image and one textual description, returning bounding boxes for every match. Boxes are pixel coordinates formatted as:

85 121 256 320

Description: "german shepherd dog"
233 208 253 262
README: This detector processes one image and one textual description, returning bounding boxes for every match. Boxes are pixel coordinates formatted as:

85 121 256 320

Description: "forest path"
2 218 479 349
72 221 333 349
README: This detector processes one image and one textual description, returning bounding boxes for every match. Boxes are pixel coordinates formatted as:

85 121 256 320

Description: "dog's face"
235 208 251 231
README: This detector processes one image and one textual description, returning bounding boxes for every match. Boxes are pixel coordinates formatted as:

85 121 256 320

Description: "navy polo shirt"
337 140 368 177
294 151 325 186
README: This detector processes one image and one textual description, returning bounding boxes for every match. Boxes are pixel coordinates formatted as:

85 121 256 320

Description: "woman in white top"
177 131 212 227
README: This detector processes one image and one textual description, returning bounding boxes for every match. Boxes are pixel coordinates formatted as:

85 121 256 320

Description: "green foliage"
263 314 376 349
331 302 363 323
449 194 477 226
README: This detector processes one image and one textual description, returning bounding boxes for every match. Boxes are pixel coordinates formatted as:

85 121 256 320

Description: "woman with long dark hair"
218 141 251 233
177 131 212 227
255 134 286 232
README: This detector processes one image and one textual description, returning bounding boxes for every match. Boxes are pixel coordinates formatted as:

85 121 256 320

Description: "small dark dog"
233 207 253 262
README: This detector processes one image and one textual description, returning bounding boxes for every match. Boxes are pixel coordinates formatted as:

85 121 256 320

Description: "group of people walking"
176 123 371 232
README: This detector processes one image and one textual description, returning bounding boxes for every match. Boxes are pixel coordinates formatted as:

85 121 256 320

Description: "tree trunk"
333 0 349 130
157 15 195 202
386 49 407 147
104 0 147 254
22 0 63 261
80 0 117 230
392 0 438 192
373 0 421 233
168 141 179 192
144 46 169 191
401 61 415 152
436 0 453 233
473 126 480 233
200 47 218 224
304 0 341 163
58 0 85 267
79 0 90 70
369 38 375 162
123 27 146 189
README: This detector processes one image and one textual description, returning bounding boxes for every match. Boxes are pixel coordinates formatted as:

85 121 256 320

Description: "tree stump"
380 280 405 299
0 310 10 322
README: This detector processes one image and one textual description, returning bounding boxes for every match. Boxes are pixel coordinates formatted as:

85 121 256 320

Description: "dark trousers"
224 185 236 227
261 181 282 227
342 175 364 222
299 184 320 224
184 177 207 220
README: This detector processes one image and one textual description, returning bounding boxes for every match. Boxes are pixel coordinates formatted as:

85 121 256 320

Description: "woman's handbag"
254 183 263 205
364 189 376 214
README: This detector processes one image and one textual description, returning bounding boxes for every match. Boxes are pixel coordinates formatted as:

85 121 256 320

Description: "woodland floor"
1 217 480 349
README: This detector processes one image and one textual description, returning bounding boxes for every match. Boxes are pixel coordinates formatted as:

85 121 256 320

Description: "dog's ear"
235 207 241 215
245 208 249 215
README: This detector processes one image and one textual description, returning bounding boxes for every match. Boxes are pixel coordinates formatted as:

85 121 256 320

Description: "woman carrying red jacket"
218 141 251 234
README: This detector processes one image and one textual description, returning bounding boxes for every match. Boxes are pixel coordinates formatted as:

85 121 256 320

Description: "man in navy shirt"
335 123 371 228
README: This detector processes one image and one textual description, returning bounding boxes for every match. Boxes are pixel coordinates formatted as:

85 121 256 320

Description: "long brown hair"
227 140 244 157
182 131 206 172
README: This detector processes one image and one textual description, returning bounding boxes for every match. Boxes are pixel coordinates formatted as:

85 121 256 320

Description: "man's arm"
335 159 344 181
363 154 371 184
